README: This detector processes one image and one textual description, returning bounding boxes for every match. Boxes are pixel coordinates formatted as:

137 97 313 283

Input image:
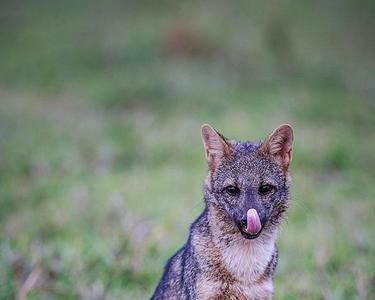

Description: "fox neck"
205 198 278 284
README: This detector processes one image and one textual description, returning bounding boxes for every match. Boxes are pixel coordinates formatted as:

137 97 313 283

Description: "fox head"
201 124 294 239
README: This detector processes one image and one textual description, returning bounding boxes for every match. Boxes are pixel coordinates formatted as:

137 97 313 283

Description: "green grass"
1 1 374 299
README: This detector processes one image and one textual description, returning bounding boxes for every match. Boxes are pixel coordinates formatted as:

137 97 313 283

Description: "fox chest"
196 278 273 300
195 240 277 299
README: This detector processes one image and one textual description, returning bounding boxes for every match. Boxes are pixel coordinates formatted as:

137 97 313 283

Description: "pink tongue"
246 209 261 235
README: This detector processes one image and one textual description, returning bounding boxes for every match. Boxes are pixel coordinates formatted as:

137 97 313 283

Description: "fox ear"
261 124 294 171
201 124 232 170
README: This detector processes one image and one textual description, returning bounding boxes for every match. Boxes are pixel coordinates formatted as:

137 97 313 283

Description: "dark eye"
224 185 240 196
258 184 275 195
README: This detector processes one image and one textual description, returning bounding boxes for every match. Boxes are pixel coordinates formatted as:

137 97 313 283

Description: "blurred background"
0 1 374 299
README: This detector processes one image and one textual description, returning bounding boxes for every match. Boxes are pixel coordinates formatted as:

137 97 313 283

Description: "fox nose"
240 216 247 227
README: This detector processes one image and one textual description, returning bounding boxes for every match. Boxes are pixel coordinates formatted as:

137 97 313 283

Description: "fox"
150 123 294 300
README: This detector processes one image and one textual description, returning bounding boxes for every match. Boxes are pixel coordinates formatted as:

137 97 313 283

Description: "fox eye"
258 184 275 195
224 185 240 196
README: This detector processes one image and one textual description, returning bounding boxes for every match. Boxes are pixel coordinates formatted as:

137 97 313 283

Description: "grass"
0 1 374 299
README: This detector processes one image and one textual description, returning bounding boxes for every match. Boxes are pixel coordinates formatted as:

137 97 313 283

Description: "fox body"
151 124 294 300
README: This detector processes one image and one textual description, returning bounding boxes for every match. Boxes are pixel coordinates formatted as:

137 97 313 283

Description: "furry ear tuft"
261 124 294 171
201 124 232 170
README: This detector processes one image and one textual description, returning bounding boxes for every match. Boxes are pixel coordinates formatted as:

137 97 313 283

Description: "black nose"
240 216 247 227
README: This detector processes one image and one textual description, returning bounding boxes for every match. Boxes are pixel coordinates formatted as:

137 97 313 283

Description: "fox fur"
150 124 294 300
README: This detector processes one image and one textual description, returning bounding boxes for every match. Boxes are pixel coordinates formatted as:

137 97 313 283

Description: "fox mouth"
237 208 264 239
239 228 263 239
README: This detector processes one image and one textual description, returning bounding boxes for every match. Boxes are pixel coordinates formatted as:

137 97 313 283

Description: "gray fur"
150 124 294 300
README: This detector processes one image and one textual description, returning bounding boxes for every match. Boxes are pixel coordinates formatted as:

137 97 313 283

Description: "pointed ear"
201 124 232 170
261 124 294 171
